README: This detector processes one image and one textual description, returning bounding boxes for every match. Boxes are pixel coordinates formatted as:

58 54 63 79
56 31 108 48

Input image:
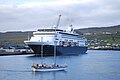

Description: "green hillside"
0 31 33 47
76 25 120 44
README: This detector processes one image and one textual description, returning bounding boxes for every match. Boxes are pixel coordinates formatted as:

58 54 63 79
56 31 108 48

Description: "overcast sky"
0 0 120 32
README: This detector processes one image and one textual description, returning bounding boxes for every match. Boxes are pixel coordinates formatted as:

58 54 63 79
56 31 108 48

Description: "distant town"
87 39 120 50
77 25 120 50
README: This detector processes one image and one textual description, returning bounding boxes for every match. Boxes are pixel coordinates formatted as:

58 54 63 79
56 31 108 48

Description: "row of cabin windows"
59 41 80 47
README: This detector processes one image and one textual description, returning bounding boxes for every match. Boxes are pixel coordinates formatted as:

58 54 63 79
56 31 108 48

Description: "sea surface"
0 50 120 80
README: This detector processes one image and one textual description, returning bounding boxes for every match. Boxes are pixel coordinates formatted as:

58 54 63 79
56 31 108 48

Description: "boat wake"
0 69 31 72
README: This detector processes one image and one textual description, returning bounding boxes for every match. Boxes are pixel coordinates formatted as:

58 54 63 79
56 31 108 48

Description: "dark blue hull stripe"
28 45 88 56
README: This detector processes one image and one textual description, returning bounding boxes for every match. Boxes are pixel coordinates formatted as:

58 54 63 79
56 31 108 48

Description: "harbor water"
0 50 120 80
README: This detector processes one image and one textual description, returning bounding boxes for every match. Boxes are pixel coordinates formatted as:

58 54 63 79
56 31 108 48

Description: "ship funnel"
68 25 74 32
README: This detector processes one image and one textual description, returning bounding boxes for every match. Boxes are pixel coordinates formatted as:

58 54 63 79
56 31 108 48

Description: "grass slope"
77 25 120 44
0 31 33 46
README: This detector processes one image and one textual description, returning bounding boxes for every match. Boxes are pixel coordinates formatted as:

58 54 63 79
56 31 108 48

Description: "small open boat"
32 64 67 72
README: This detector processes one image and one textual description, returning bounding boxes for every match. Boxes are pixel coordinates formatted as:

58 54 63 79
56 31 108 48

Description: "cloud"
0 0 120 32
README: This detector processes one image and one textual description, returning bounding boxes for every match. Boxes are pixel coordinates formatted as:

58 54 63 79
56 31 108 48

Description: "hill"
0 31 33 47
76 25 120 44
77 25 120 33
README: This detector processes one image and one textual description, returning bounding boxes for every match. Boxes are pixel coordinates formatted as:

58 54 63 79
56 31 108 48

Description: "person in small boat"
41 64 44 68
36 64 39 68
57 65 59 67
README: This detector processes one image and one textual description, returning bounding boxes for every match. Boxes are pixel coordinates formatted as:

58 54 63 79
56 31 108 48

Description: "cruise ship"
24 16 88 56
